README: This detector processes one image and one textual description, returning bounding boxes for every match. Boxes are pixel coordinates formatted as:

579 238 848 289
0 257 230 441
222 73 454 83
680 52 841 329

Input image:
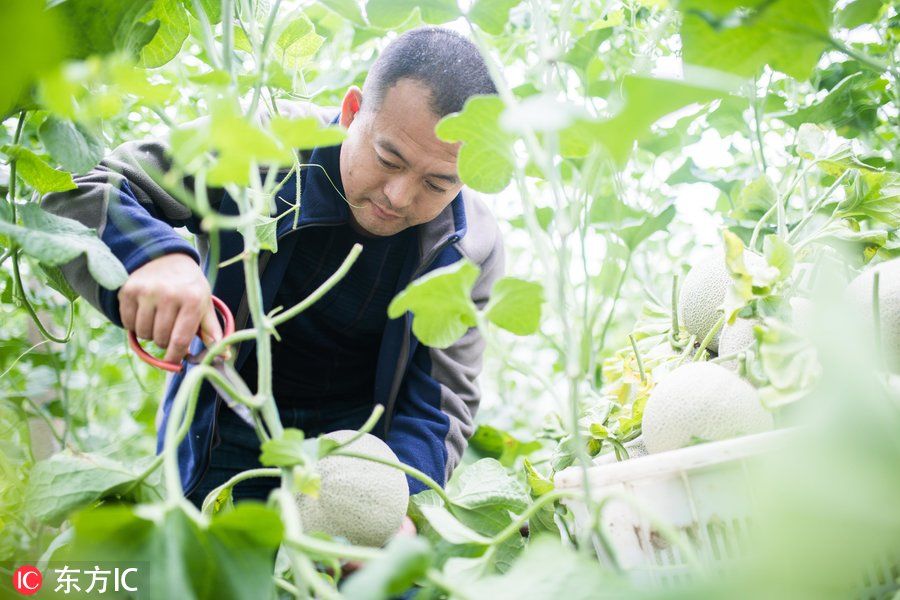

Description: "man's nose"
383 175 415 211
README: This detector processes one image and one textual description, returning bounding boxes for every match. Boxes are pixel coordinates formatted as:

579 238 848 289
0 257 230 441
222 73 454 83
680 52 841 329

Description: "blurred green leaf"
365 0 459 29
679 0 832 79
484 277 544 336
50 0 157 60
617 204 676 251
388 259 480 349
436 95 516 193
469 0 522 35
270 116 346 150
341 537 433 600
469 425 542 467
260 428 307 468
836 0 884 29
275 13 324 71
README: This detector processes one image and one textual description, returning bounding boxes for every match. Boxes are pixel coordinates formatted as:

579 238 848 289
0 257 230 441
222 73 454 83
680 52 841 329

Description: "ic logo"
12 565 42 596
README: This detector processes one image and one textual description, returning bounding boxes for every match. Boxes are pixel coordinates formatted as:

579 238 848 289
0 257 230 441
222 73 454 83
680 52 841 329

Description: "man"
42 27 504 519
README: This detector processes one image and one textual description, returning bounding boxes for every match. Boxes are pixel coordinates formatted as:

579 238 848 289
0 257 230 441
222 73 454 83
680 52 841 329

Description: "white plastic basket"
553 429 898 596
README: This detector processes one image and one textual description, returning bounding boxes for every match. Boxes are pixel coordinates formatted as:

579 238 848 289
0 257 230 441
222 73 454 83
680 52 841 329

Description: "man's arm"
386 210 505 492
41 138 223 361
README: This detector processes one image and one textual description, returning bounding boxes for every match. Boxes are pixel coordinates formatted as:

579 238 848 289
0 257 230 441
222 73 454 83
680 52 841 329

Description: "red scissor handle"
127 295 235 373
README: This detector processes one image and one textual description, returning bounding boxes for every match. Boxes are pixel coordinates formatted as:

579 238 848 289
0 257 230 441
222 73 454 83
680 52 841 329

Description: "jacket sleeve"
41 138 211 326
386 214 505 494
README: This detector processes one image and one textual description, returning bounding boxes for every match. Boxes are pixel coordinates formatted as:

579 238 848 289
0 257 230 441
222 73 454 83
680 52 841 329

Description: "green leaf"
501 95 584 135
2 145 75 193
50 0 157 60
509 207 554 231
435 95 516 194
36 263 79 302
460 536 623 599
560 76 723 164
25 451 157 526
417 504 493 545
341 537 433 600
0 204 128 290
184 0 222 23
365 0 460 28
38 117 105 175
678 0 833 80
617 204 676 251
763 235 795 281
483 277 544 336
469 425 542 467
65 502 282 600
275 13 324 71
836 0 884 29
140 0 190 67
562 28 614 72
388 259 480 349
523 459 554 497
447 458 529 514
319 0 368 26
0 0 68 115
834 170 900 228
270 116 347 150
780 73 866 129
469 0 522 35
732 176 776 219
259 428 307 467
255 214 279 253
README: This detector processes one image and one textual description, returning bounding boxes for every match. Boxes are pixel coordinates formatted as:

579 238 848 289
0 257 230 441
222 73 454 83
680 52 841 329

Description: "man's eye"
377 155 399 170
426 181 447 193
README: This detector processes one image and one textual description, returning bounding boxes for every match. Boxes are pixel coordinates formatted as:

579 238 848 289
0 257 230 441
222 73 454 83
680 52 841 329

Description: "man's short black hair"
362 27 497 117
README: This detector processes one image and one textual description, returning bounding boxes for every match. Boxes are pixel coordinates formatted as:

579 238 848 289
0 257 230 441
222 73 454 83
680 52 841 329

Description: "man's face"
338 79 463 237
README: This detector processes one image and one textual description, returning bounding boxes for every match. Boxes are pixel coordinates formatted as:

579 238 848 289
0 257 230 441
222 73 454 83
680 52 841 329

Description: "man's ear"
340 86 363 128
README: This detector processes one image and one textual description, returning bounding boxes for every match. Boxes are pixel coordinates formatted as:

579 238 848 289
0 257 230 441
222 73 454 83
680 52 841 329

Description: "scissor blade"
210 359 256 429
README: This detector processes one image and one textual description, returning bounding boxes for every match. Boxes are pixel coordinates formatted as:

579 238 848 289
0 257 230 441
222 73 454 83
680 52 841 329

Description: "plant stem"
628 335 646 383
201 467 280 514
325 404 384 452
332 450 453 506
787 169 851 243
694 314 726 361
489 489 579 548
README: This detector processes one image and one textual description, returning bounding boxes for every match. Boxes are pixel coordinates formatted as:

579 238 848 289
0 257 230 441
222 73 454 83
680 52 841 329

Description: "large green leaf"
678 0 833 79
0 204 128 290
0 0 68 114
388 259 480 349
460 536 624 599
140 0 190 68
341 537 433 600
25 451 158 526
469 0 522 35
64 502 283 600
561 76 723 164
446 458 529 514
483 277 544 336
436 96 516 194
835 170 900 228
365 0 459 29
50 0 158 60
780 73 868 129
319 0 367 26
1 145 75 193
38 116 105 175
836 0 884 29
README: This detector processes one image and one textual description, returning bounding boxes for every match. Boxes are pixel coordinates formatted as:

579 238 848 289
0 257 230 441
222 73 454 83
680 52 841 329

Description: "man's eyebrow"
377 140 460 185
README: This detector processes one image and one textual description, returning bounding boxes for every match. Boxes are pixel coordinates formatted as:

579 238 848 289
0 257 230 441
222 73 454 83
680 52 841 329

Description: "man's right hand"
118 253 223 364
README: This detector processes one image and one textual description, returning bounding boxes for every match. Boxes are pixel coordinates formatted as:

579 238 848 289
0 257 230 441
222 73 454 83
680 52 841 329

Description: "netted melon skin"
642 362 773 454
679 253 764 353
297 430 409 547
718 318 758 370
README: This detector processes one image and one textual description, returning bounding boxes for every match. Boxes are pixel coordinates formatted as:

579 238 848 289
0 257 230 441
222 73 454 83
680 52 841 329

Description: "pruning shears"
128 295 255 428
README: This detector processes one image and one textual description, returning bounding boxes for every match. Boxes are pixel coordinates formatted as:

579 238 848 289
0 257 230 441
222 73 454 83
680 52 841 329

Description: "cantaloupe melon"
718 318 759 370
296 430 409 547
679 252 765 353
847 258 900 371
642 362 773 453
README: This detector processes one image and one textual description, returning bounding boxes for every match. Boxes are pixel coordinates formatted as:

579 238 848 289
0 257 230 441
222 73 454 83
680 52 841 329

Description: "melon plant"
847 258 900 372
296 431 409 547
642 362 774 454
679 252 765 353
